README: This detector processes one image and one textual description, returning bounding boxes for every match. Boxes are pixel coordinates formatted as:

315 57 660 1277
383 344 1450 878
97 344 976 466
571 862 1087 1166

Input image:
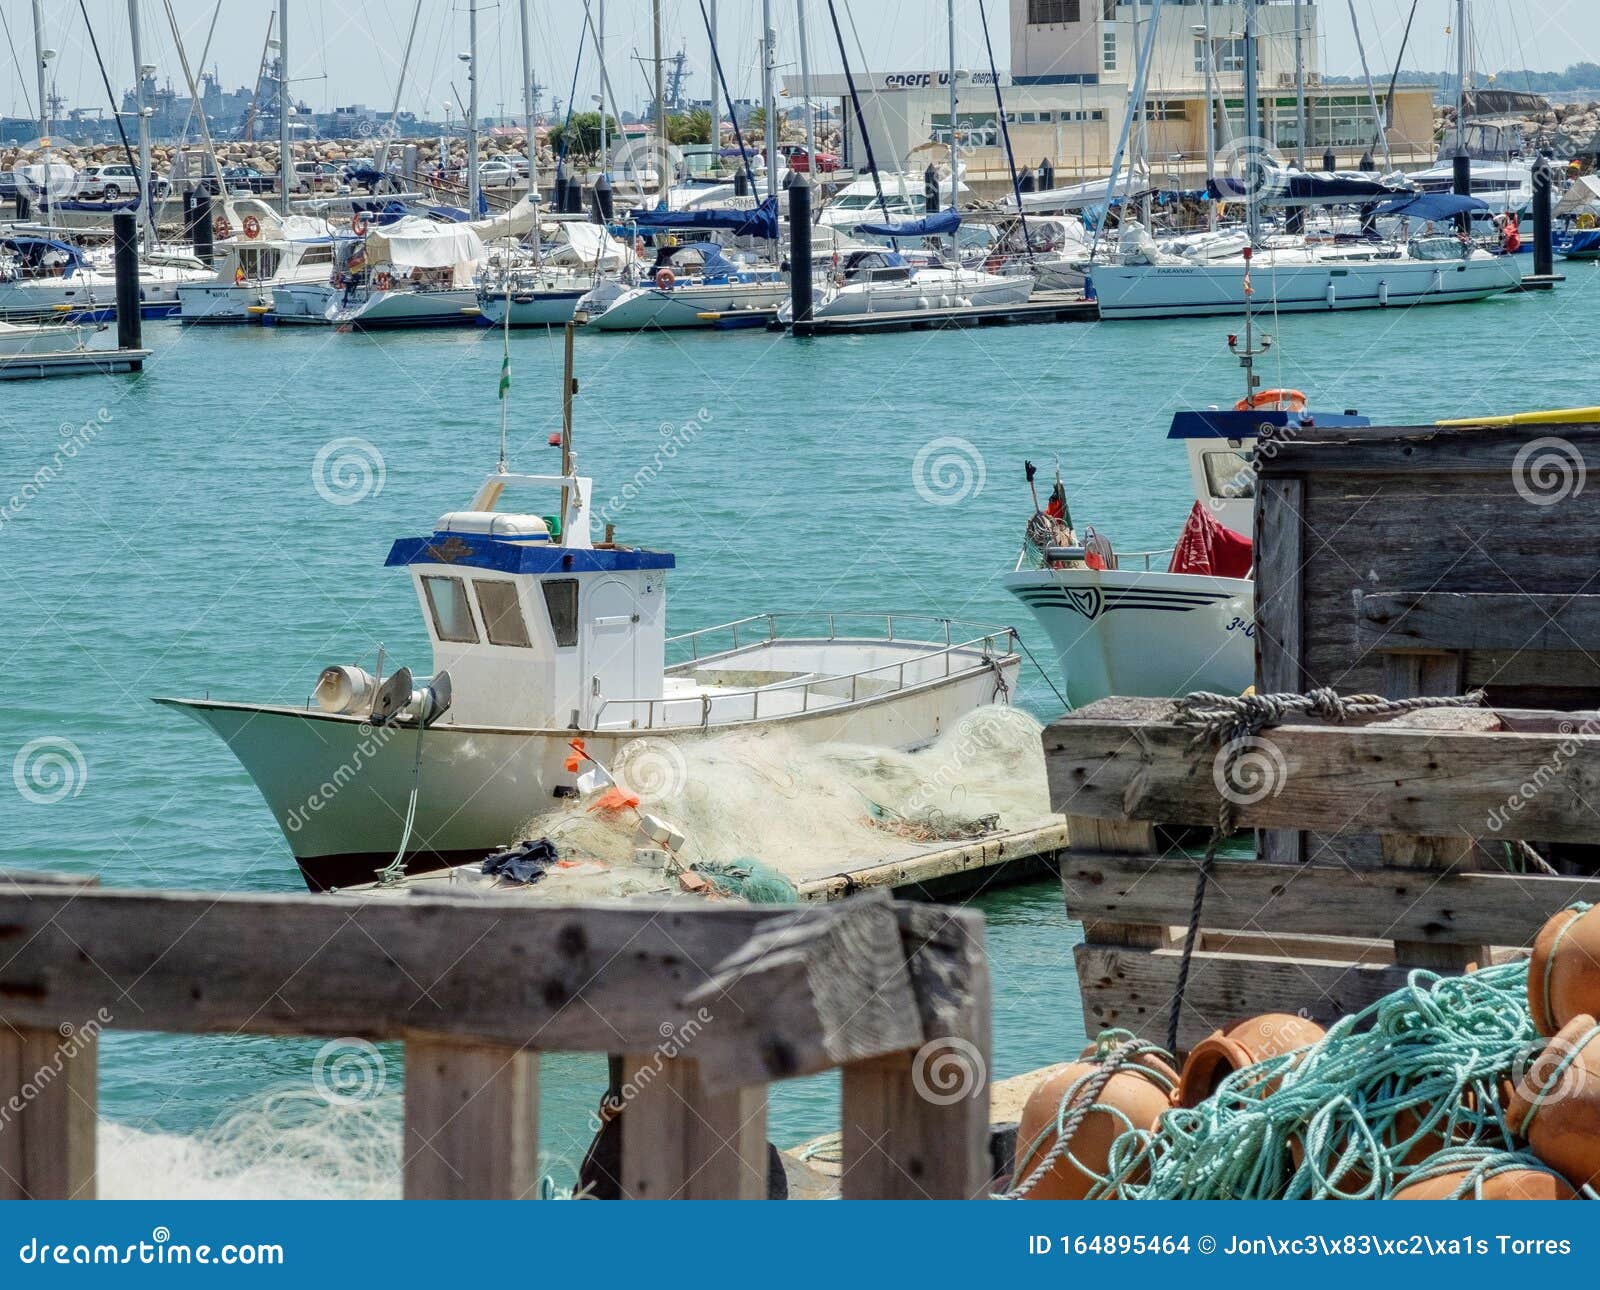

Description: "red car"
782 145 841 174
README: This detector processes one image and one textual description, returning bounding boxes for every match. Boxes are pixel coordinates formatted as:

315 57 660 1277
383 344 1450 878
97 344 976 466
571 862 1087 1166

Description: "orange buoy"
1528 905 1600 1035
1010 1049 1176 1199
654 266 676 291
1177 1013 1325 1107
1505 1013 1600 1188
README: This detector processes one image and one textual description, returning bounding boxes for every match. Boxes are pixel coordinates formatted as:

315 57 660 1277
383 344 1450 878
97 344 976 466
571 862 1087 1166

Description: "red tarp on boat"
1168 501 1254 578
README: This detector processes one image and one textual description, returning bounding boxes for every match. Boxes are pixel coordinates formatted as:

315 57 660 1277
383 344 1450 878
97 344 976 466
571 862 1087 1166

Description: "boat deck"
781 289 1097 335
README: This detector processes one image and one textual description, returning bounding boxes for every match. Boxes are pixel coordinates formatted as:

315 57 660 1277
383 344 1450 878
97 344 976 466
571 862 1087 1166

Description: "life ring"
654 266 676 290
352 211 371 235
212 215 233 240
375 271 393 291
1579 212 1598 230
242 215 261 239
1235 388 1308 412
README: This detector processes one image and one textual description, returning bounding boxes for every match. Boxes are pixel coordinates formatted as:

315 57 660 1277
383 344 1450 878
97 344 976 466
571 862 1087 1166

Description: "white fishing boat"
0 317 93 355
577 242 786 331
1004 306 1370 707
176 201 345 323
158 342 1020 890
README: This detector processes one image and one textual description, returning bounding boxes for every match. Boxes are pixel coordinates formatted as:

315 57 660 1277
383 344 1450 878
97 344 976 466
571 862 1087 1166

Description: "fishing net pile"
1011 957 1598 1200
498 704 1051 902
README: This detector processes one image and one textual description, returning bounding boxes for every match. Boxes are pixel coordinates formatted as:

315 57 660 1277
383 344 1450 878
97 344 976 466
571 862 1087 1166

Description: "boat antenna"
496 274 511 473
1227 246 1271 406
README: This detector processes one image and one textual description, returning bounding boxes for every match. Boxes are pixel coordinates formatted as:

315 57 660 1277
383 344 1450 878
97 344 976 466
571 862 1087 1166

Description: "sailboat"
158 324 1020 891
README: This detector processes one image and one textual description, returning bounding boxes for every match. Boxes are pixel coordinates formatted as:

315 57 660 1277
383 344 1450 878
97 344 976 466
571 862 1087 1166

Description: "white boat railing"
595 616 1019 731
1013 545 1172 573
668 611 1016 660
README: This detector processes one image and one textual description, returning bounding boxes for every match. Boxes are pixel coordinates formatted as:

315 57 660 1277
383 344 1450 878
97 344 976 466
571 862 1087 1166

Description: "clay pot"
1392 1164 1576 1199
1506 1013 1600 1188
1177 1013 1325 1108
1012 1057 1175 1200
1527 905 1600 1035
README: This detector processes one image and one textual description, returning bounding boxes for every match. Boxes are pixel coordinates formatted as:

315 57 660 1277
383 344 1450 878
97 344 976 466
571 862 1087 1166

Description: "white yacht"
818 168 967 230
777 248 1032 322
475 224 634 328
576 242 787 331
176 202 346 324
325 216 486 330
0 232 209 322
159 462 1020 890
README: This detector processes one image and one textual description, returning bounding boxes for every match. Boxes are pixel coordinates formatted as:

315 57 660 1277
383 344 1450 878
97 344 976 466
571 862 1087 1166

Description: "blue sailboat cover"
629 196 779 240
855 209 961 238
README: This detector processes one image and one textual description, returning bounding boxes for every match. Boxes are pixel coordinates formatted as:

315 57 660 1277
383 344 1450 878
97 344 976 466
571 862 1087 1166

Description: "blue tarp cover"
629 195 779 240
855 208 961 238
1371 192 1492 220
1209 171 1412 204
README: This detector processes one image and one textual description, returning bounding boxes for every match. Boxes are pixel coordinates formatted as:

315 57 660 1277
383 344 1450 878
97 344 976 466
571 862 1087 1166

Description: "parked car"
781 145 841 174
292 160 342 193
78 164 172 201
477 157 527 186
222 166 278 194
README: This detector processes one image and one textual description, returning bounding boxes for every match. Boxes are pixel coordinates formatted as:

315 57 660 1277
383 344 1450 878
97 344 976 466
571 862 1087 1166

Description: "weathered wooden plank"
1255 474 1306 865
618 1056 768 1199
1075 942 1411 1052
685 894 923 1091
1061 850 1600 948
1044 708 1600 843
0 891 802 1051
1261 424 1600 474
0 1026 97 1200
1357 591 1600 655
403 1039 539 1199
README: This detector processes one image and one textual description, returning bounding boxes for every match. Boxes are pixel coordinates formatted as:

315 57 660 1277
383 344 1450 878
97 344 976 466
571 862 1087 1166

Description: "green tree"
745 106 767 138
666 109 712 145
546 111 620 160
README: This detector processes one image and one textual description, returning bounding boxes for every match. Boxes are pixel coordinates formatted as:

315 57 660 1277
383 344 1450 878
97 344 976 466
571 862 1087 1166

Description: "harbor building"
784 0 1437 191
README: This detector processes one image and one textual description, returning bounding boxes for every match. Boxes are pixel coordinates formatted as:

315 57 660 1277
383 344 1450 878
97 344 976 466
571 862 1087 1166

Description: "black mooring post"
593 173 614 223
1452 152 1473 236
112 210 142 351
553 163 568 214
923 162 940 215
1322 148 1336 172
788 176 813 338
1533 154 1554 278
191 193 214 265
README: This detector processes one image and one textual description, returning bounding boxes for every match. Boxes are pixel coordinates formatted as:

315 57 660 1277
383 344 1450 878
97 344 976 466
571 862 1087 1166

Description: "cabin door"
583 578 640 728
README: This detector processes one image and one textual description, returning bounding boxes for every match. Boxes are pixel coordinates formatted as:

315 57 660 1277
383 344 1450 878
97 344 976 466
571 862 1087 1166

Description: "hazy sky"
6 1 1599 124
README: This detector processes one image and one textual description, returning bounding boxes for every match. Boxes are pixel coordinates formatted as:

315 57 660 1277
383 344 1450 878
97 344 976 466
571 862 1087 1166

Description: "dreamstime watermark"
311 1037 388 1105
0 1008 111 1132
913 436 986 507
1509 1027 1595 1117
283 721 408 834
586 1008 714 1133
1485 715 1600 833
597 410 711 526
1512 436 1586 508
12 736 88 805
614 737 691 801
312 436 386 506
902 706 1022 821
910 1036 986 1106
1214 135 1289 204
1212 735 1289 807
0 409 112 534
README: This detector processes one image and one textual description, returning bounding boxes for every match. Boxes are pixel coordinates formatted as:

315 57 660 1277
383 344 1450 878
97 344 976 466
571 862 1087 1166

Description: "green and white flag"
498 353 511 399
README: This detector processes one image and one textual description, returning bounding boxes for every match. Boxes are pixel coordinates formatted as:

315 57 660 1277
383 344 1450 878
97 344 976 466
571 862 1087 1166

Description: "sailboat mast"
1347 0 1391 169
278 0 291 215
468 0 481 216
31 0 51 225
946 0 958 214
796 0 816 175
1200 0 1217 230
518 0 538 197
127 0 154 245
761 0 778 201
1242 0 1260 244
1293 0 1306 169
598 0 608 175
1454 0 1468 157
709 0 719 154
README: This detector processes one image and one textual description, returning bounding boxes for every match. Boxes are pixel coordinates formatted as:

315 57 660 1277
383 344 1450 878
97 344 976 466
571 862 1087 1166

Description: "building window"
1103 31 1117 72
1102 0 1117 17
1027 0 1079 22
1144 100 1189 122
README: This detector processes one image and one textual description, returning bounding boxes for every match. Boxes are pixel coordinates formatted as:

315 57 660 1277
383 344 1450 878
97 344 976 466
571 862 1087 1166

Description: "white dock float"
0 348 150 380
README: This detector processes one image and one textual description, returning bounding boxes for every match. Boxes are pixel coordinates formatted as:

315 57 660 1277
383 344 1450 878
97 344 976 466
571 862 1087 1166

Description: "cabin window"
299 245 334 265
422 575 479 643
542 579 579 648
1202 448 1256 502
473 579 532 648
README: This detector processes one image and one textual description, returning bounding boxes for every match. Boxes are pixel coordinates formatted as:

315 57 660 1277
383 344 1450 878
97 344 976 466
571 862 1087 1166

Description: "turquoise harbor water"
4 276 1600 1191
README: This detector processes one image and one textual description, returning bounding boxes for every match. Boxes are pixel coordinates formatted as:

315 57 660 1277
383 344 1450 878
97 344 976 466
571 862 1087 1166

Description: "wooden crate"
0 883 989 1201
1254 421 1600 864
1045 698 1600 1052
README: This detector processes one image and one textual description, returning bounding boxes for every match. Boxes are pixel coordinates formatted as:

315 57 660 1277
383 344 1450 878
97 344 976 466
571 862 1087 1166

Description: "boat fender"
242 215 261 239
654 266 676 290
1503 215 1522 254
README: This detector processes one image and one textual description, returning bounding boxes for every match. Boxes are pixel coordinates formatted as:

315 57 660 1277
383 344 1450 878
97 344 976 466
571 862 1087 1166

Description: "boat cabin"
383 472 673 730
836 249 915 285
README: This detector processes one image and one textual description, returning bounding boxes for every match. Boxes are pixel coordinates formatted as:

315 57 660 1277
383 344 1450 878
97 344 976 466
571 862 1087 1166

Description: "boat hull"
585 280 788 331
330 286 481 329
1090 255 1522 319
810 272 1033 319
1004 567 1253 708
476 288 587 327
157 657 1018 892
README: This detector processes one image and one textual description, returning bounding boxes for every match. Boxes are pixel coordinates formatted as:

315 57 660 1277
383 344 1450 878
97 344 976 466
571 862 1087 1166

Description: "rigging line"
0 6 36 120
977 0 1033 257
823 0 894 227
695 0 759 199
73 0 142 197
1379 0 1420 157
555 11 589 164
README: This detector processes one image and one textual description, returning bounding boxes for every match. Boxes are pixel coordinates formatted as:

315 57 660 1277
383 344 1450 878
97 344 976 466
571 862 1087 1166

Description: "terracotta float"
1506 1012 1600 1188
1528 905 1600 1035
1177 1013 1325 1107
1392 1163 1576 1199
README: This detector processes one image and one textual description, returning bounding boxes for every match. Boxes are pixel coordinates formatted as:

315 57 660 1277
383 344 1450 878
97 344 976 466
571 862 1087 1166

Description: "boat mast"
1089 0 1163 260
709 0 719 156
467 0 481 216
30 0 51 226
377 0 424 177
1347 0 1391 169
127 0 155 247
796 0 816 177
1453 0 1468 158
518 0 538 198
761 0 778 201
597 0 608 176
652 0 667 207
1292 0 1306 169
278 0 290 216
1242 0 1261 245
1199 0 1217 230
946 0 958 216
